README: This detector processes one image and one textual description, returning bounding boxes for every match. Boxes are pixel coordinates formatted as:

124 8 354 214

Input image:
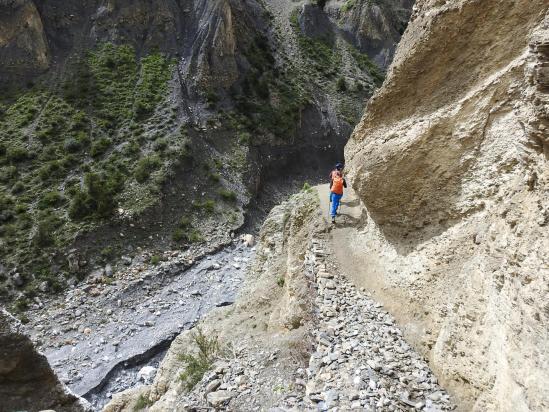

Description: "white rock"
242 234 255 247
137 366 157 382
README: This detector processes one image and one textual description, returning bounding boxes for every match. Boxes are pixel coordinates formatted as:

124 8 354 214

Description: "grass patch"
192 199 215 214
178 328 221 391
218 189 237 202
133 394 153 411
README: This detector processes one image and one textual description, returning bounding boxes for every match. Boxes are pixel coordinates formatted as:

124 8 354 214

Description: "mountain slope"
0 0 411 313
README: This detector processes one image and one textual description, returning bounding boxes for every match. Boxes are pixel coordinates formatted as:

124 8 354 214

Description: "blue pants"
330 192 342 217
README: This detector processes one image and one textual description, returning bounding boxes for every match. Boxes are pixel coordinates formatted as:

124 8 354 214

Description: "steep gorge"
0 0 414 410
104 1 548 411
2 0 547 411
0 0 410 312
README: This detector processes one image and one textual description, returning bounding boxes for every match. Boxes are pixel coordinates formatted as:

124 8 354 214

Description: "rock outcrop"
345 0 548 410
0 308 90 412
0 0 50 77
327 0 414 68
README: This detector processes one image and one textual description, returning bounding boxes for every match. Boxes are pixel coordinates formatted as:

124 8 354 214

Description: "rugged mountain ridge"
345 0 548 410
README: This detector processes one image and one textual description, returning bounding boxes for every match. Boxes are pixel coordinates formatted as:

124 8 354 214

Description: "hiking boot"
331 217 336 224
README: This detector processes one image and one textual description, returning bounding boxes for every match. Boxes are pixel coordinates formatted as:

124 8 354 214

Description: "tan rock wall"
0 0 49 76
345 1 548 410
0 309 89 412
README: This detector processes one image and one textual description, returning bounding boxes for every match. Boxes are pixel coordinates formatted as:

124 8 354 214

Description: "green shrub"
63 138 82 153
14 203 28 214
341 0 356 13
172 228 185 242
33 214 62 247
218 189 237 202
150 255 161 265
90 137 112 157
237 131 251 145
205 90 219 108
100 246 115 259
178 328 221 390
277 277 285 287
38 191 64 209
187 229 203 243
13 296 30 312
179 217 191 228
336 77 347 92
134 155 161 183
124 141 140 156
133 394 153 411
154 138 168 152
69 171 123 219
0 166 17 183
208 173 220 183
172 217 201 243
0 194 14 223
38 161 63 181
192 199 215 214
6 146 28 163
68 189 94 219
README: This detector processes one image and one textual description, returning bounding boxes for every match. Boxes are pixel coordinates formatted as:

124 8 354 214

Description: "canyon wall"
345 0 548 410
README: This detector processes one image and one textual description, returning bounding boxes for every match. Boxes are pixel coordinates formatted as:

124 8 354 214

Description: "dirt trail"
316 183 422 337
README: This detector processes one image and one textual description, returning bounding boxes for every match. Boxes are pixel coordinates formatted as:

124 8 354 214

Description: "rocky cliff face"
0 308 90 412
345 0 548 410
327 0 413 67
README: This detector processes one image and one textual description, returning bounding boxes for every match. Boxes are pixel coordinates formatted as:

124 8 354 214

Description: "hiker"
329 162 347 223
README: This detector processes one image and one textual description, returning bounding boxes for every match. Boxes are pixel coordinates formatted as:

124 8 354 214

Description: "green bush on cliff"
178 328 221 390
134 155 162 183
69 171 123 220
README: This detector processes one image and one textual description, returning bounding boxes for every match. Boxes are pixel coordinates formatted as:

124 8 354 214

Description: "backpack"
332 175 344 195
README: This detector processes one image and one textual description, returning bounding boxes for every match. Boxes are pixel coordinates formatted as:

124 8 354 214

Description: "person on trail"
329 162 347 224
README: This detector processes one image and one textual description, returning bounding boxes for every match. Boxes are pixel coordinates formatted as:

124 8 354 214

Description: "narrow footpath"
278 185 454 411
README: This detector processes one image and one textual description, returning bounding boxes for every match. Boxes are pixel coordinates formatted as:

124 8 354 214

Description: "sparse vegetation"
192 199 215 214
0 42 176 296
178 328 222 390
218 189 237 202
172 217 202 243
133 394 153 411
